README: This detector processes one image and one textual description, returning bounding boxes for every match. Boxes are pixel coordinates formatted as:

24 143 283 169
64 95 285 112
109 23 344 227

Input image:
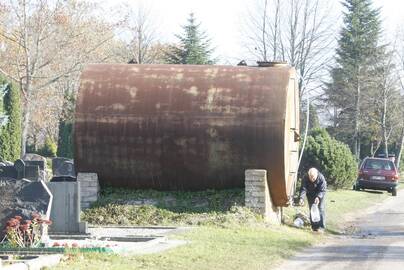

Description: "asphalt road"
275 189 404 270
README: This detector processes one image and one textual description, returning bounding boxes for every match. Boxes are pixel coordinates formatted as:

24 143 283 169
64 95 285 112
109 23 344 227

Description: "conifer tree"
325 0 383 160
0 76 22 161
165 13 215 65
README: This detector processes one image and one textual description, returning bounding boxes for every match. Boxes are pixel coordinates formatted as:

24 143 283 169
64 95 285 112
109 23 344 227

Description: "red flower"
71 243 78 248
52 242 60 247
19 224 29 232
62 243 69 248
6 218 19 227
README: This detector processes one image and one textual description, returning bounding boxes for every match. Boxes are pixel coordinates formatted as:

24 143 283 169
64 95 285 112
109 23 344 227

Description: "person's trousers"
307 196 326 230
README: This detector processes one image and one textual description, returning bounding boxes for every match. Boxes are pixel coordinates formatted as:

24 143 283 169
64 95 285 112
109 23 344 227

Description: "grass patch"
53 226 316 270
57 187 394 270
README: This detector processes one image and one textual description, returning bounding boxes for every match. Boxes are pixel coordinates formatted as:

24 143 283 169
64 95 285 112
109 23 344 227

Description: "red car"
354 157 399 196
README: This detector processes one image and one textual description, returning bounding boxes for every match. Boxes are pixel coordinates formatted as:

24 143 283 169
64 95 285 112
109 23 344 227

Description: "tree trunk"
353 81 361 161
370 141 374 157
382 89 389 158
262 0 268 61
21 107 30 157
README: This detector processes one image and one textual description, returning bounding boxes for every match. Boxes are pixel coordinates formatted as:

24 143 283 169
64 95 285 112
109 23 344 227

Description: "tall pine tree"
165 13 215 65
0 75 22 161
325 0 383 160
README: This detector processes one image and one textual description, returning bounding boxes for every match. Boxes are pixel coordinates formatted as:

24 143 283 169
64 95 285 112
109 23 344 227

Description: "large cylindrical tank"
75 64 299 206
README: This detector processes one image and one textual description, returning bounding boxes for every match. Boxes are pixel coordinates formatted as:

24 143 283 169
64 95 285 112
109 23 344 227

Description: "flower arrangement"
2 213 52 248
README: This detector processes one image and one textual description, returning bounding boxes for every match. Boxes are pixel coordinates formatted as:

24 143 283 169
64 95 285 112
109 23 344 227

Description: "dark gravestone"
23 154 47 181
57 161 75 177
0 166 17 179
53 159 75 177
25 165 40 181
14 159 25 179
0 179 53 239
52 158 70 174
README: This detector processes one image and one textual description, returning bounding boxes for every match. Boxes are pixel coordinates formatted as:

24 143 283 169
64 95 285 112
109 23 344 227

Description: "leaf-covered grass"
95 188 245 213
82 188 256 227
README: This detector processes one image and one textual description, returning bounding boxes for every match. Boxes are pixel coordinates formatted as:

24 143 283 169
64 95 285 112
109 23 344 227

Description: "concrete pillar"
77 173 99 210
245 169 281 225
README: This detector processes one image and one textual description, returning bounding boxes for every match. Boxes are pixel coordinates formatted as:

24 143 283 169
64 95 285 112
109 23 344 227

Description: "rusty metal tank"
75 63 299 206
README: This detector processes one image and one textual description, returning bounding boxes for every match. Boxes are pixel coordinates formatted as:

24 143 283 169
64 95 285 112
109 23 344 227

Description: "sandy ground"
275 189 404 270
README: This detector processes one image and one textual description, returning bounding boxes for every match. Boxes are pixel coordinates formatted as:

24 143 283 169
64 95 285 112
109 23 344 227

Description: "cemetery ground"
51 187 394 270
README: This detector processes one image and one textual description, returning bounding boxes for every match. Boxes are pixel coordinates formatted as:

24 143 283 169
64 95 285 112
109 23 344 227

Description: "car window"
364 159 395 170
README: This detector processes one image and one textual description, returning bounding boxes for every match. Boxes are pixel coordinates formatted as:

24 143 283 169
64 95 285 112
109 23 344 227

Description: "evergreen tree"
325 0 383 160
57 121 73 158
0 75 22 161
165 13 215 64
57 89 75 158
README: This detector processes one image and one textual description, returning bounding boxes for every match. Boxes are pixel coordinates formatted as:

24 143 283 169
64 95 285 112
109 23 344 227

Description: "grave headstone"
25 165 40 181
0 179 53 239
0 166 17 179
47 182 87 234
55 161 75 177
52 158 70 174
23 154 48 181
14 159 25 179
52 158 75 177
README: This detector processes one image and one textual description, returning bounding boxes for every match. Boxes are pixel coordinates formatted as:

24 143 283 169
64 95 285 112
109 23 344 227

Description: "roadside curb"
1 254 63 270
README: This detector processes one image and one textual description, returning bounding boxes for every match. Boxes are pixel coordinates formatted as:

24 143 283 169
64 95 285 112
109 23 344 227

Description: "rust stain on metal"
75 64 299 206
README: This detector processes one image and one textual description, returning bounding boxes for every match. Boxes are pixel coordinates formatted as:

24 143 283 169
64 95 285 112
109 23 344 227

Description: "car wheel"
392 188 397 197
354 184 361 191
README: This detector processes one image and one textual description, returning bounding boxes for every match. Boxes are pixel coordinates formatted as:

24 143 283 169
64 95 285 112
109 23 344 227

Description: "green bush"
300 128 357 189
0 75 22 161
38 137 57 157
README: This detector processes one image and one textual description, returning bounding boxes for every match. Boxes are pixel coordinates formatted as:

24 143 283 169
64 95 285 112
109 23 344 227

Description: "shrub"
38 137 57 157
300 128 357 189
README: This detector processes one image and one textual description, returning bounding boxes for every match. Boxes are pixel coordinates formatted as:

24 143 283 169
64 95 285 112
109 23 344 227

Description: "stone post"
245 169 281 225
77 173 100 210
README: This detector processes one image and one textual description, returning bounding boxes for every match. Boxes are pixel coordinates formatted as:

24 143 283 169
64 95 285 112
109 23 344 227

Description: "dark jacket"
299 172 327 200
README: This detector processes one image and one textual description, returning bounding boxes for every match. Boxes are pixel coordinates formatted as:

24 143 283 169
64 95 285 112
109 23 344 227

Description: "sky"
94 0 404 65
